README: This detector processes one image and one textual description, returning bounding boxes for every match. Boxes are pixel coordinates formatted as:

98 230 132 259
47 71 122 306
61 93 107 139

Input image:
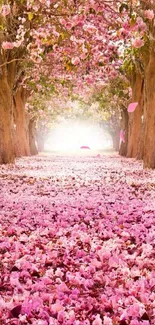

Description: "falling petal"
128 102 138 112
80 146 90 149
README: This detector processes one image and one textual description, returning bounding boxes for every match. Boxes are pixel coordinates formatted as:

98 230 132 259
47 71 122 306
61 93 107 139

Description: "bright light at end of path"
45 120 112 152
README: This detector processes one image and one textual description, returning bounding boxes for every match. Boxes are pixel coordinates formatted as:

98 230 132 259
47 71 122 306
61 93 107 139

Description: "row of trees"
0 1 155 168
0 0 76 163
116 1 155 168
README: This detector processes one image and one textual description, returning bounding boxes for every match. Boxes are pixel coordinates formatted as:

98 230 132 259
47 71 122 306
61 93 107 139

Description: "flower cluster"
0 4 10 17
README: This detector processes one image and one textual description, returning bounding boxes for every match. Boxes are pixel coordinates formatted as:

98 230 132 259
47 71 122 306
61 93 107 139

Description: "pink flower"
103 316 113 325
71 57 81 65
80 53 87 60
1 4 10 16
13 41 22 48
92 314 102 325
132 38 144 48
128 303 145 318
51 302 63 313
57 310 65 322
2 41 14 50
130 321 140 325
83 24 96 33
136 17 147 32
21 300 33 316
144 9 154 20
66 22 73 29
91 258 102 268
85 76 94 84
68 310 75 322
120 27 130 36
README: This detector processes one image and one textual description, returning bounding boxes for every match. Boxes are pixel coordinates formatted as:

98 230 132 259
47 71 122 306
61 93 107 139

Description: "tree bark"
143 52 155 168
37 135 45 152
29 119 38 155
0 79 15 164
127 73 144 158
112 128 120 152
36 124 49 152
14 87 30 157
137 113 145 160
119 109 128 157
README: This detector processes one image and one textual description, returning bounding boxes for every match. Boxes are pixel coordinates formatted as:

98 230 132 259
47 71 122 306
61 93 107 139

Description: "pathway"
0 154 155 324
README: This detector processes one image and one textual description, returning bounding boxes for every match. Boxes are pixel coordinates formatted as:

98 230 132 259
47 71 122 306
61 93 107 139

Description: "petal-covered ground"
0 154 155 325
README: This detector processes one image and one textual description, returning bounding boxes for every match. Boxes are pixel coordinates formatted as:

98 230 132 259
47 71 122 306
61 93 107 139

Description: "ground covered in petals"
0 154 155 325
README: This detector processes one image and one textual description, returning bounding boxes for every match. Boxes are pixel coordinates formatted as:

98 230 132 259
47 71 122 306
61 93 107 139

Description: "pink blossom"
13 41 22 48
103 316 113 325
51 302 63 313
57 310 65 322
80 53 87 60
85 76 94 84
144 9 154 20
2 41 14 50
92 314 103 325
83 24 97 33
1 4 11 16
132 38 144 48
130 321 141 325
71 57 81 65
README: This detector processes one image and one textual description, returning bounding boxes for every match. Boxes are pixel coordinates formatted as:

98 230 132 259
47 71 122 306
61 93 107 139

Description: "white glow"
45 120 112 152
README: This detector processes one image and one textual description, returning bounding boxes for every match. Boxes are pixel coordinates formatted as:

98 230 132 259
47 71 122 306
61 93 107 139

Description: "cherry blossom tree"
0 0 82 162
118 1 155 167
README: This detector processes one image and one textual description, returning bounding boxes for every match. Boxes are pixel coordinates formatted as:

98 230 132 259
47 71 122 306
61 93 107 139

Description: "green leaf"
28 12 34 21
130 14 137 25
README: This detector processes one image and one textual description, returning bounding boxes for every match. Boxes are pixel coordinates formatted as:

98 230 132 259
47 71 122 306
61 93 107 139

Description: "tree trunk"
143 52 155 168
0 79 15 164
137 113 145 160
127 73 144 158
119 109 128 156
14 88 30 157
112 128 120 152
36 124 49 152
37 135 45 152
29 119 38 155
